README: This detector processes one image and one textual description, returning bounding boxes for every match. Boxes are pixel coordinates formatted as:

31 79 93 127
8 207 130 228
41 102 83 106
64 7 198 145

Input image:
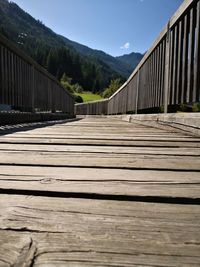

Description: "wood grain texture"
0 195 200 266
0 166 200 199
0 117 200 266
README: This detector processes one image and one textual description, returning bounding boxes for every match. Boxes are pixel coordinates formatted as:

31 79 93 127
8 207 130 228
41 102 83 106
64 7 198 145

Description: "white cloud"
120 42 130 49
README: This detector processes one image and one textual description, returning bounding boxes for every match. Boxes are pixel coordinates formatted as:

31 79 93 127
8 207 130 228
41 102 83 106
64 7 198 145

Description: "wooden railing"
75 99 108 116
0 33 74 115
75 0 200 115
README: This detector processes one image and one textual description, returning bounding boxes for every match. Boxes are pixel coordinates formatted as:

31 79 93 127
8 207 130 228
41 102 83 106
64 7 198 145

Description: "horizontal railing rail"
0 33 74 115
75 0 200 115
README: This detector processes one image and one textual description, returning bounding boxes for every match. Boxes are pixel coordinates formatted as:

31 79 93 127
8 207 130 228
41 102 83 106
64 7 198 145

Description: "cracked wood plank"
0 195 200 266
0 117 200 266
0 151 199 170
13 237 37 267
0 167 199 199
0 234 36 267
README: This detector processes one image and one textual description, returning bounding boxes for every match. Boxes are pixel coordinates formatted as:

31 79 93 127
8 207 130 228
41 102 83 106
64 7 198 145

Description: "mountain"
0 0 65 49
59 35 135 78
116 52 144 72
0 0 142 92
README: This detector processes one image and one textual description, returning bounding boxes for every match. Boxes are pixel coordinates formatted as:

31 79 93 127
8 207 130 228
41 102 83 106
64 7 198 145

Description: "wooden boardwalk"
0 117 200 266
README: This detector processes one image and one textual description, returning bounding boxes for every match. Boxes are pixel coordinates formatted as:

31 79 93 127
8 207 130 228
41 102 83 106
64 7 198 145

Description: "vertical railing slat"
193 0 200 102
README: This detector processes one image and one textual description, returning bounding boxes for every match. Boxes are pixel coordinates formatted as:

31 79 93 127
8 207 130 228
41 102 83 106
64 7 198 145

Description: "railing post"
164 22 171 113
135 69 140 114
0 46 3 104
193 0 200 102
31 65 35 112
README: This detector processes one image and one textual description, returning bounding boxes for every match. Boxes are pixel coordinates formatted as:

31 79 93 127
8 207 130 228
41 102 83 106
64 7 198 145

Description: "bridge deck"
0 117 200 266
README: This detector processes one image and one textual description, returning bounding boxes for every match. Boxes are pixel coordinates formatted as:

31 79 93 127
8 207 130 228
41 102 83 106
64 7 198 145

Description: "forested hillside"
0 0 125 93
0 0 143 93
59 35 141 78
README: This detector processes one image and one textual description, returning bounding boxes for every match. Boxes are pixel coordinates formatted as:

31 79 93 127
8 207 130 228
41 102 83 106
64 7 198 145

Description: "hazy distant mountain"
116 52 144 72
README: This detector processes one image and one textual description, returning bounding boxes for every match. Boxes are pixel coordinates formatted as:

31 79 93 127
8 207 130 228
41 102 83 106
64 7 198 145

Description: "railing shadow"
0 118 82 136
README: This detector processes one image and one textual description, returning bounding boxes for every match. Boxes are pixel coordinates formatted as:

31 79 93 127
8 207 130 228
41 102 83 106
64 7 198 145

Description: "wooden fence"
75 99 108 116
0 33 74 115
75 0 200 115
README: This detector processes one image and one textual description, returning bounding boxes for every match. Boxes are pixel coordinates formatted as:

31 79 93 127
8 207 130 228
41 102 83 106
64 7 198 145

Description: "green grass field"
75 92 103 102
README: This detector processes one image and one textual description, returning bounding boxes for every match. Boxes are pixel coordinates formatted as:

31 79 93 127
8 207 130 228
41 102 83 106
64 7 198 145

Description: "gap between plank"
0 188 200 205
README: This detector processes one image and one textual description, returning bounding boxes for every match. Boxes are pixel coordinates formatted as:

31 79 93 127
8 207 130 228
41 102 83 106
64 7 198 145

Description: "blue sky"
12 0 183 56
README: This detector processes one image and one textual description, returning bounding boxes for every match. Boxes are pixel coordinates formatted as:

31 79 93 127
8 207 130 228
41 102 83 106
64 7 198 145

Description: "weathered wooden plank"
7 130 185 136
1 119 199 171
0 165 199 182
1 120 199 149
0 232 36 267
2 198 200 235
2 132 196 138
0 117 199 266
0 143 200 155
0 123 197 139
0 150 199 170
0 195 200 266
0 171 199 198
0 137 200 147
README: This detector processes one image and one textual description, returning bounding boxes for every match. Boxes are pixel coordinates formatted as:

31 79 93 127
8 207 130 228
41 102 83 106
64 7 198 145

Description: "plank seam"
1 188 200 205
0 163 199 172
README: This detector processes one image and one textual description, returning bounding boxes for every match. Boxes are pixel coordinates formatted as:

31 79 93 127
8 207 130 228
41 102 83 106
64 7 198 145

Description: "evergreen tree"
0 0 125 93
46 49 58 76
